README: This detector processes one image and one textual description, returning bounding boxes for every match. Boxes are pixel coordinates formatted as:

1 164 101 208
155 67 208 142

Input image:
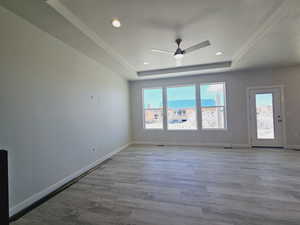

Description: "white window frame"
141 82 227 131
200 82 227 130
142 87 164 130
166 84 198 131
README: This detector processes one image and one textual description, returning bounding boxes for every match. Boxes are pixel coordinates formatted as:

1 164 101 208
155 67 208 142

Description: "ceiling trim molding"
46 0 136 72
232 0 290 66
137 61 232 77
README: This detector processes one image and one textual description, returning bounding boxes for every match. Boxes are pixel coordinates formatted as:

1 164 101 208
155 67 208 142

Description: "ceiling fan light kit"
174 53 184 59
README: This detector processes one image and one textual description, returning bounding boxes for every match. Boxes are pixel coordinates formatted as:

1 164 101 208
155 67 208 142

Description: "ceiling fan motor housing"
175 48 184 55
175 38 185 55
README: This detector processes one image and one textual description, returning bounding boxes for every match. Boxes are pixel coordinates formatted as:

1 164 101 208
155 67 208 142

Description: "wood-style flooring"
12 145 300 225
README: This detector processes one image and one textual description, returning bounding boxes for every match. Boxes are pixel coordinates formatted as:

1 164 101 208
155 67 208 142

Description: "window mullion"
162 87 168 130
196 83 202 130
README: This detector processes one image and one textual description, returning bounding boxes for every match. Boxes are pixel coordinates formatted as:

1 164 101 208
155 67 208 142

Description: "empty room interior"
1 0 300 224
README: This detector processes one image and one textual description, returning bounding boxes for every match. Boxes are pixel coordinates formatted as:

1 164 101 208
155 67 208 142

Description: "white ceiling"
1 0 300 79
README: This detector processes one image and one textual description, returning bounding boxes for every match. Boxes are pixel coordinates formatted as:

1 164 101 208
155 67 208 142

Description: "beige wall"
130 66 300 148
0 6 131 215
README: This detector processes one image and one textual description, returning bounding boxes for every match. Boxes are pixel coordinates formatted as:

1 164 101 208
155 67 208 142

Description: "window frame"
165 84 198 131
199 82 227 130
141 82 228 131
142 87 164 130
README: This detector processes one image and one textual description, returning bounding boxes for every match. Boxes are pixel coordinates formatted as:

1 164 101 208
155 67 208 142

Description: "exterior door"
249 87 284 147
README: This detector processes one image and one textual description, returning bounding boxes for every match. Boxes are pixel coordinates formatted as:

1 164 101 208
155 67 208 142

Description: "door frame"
247 85 287 148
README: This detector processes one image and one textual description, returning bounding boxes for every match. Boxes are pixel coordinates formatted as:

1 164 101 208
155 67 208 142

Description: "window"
143 83 227 131
143 88 163 129
167 85 197 130
200 83 226 129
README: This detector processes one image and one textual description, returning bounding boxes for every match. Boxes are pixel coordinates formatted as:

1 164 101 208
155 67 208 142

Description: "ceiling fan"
151 38 211 66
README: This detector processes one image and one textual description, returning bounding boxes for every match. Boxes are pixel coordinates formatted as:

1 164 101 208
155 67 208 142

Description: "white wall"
130 66 300 148
0 6 131 215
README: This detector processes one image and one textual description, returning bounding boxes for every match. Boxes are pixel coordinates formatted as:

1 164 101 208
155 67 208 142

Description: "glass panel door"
249 87 283 147
255 93 275 139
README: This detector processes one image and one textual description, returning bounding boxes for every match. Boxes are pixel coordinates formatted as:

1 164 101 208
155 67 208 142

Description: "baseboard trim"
9 142 131 221
286 145 300 150
232 144 251 148
132 141 250 149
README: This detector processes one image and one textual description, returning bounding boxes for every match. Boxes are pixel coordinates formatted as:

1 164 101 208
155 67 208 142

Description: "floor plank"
12 145 300 225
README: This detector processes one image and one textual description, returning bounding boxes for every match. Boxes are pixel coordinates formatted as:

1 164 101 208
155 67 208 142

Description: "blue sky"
144 88 163 108
144 85 226 108
256 93 273 106
167 86 195 101
200 84 224 106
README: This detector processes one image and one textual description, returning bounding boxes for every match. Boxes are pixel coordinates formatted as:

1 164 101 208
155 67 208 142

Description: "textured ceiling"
1 0 300 79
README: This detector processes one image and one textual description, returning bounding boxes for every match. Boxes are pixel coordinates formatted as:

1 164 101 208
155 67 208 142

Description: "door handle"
277 115 282 123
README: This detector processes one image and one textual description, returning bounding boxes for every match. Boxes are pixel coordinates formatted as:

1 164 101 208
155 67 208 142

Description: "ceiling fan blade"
151 49 173 55
184 40 211 54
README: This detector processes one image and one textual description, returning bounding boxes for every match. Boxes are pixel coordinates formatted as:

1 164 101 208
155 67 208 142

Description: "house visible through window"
200 83 226 129
143 88 163 129
167 85 197 130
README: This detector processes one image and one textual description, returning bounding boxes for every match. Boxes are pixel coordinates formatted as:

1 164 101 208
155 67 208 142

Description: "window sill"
201 128 228 131
167 129 198 131
143 128 164 130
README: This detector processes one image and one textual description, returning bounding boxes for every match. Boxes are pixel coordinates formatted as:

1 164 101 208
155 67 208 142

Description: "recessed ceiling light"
143 62 149 65
112 19 121 28
216 51 223 56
